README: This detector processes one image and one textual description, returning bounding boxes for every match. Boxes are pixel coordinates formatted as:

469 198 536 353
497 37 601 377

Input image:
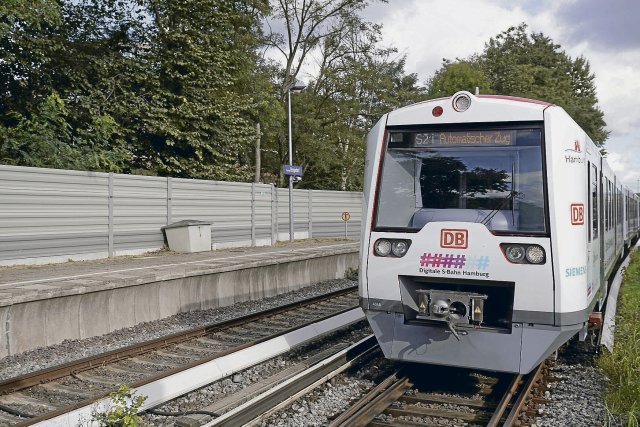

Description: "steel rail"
207 335 379 427
0 285 357 396
502 362 545 426
486 373 522 427
329 369 412 427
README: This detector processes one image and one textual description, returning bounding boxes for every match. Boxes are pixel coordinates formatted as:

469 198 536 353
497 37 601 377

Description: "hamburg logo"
565 139 584 164
440 229 468 249
573 140 581 152
565 139 581 153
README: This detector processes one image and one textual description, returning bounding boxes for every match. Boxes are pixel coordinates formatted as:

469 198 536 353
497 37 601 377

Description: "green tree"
264 0 375 186
483 24 608 145
0 0 131 172
111 0 267 179
291 17 426 190
0 0 62 125
1 0 270 179
426 24 608 146
427 60 491 98
0 92 128 171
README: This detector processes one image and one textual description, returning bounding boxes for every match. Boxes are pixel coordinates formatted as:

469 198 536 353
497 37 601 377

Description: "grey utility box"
161 220 212 253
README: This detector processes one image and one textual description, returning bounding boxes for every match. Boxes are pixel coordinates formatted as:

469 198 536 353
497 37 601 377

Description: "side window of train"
604 178 608 231
588 163 592 242
591 164 598 240
608 180 612 230
604 178 609 231
612 183 615 228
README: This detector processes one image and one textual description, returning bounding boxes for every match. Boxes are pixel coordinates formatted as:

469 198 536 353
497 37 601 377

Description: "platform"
0 240 359 357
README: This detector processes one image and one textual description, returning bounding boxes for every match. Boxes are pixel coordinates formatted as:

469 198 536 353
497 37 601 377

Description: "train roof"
386 91 554 127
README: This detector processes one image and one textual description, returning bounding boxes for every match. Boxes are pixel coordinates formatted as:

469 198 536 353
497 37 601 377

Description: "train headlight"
452 93 472 112
505 245 526 263
500 243 547 264
391 240 410 257
526 245 545 264
374 239 392 256
374 239 412 257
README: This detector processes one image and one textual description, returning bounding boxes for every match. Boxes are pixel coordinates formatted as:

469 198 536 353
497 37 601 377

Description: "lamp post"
287 80 306 242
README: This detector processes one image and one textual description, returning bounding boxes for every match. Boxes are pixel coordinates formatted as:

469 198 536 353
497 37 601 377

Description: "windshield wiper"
480 190 522 226
480 160 519 227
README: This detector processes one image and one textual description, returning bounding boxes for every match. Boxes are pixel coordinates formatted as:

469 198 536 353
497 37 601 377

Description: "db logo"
440 229 468 249
571 204 584 225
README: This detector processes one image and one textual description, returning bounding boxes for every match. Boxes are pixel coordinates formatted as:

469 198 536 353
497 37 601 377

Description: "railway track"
161 337 546 427
0 287 359 427
330 362 546 427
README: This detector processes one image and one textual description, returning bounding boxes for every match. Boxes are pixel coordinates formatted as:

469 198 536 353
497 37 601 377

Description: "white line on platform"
34 307 365 427
0 243 357 289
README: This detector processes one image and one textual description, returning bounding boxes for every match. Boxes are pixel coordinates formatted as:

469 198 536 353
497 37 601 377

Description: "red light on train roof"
432 106 443 117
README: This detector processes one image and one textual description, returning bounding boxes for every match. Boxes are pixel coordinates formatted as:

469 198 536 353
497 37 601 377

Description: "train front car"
360 92 592 374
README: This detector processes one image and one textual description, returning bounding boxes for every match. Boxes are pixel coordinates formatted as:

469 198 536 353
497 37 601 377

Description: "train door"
588 162 601 299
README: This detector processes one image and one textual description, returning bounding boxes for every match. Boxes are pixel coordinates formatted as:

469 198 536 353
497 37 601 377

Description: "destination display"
413 130 515 147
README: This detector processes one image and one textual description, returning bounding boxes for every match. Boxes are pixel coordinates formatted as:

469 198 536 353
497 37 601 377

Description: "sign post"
283 165 303 242
341 211 351 239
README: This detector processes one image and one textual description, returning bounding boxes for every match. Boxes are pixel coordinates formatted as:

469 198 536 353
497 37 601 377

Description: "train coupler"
416 290 488 332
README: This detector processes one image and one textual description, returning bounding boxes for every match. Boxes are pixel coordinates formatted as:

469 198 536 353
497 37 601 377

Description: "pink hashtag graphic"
441 254 454 268
452 254 466 268
420 253 443 267
440 254 466 268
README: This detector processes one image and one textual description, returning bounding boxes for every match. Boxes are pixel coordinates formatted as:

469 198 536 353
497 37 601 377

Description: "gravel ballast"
534 340 607 427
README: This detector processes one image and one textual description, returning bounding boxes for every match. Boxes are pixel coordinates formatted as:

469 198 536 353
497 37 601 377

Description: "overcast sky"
360 0 640 190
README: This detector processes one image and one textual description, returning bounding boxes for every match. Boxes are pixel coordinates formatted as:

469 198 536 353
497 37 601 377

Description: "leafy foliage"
91 384 147 427
264 0 426 190
427 24 608 146
1 7 609 188
1 0 267 178
427 60 491 98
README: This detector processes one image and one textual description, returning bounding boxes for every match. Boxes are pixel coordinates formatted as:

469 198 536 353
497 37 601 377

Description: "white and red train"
359 91 640 373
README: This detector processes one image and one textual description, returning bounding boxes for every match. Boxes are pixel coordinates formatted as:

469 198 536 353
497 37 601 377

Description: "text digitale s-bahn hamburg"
359 91 640 373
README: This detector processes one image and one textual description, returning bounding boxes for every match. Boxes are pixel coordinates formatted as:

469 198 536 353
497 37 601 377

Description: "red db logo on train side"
440 229 468 249
571 204 584 225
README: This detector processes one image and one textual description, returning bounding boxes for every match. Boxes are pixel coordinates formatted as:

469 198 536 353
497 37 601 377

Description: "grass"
599 250 640 426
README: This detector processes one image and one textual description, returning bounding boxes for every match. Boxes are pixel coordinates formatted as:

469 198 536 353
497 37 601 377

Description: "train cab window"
375 125 546 233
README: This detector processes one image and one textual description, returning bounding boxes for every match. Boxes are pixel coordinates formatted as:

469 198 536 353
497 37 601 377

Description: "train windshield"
375 126 546 233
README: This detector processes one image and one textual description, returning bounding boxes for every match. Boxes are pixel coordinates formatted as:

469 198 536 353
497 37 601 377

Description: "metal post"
108 172 114 257
251 183 256 246
308 190 313 239
288 89 294 242
271 184 276 245
166 177 172 225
